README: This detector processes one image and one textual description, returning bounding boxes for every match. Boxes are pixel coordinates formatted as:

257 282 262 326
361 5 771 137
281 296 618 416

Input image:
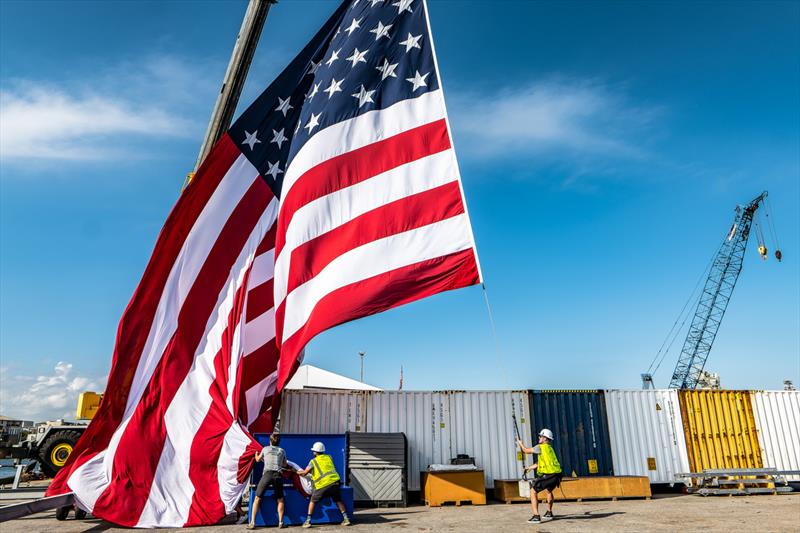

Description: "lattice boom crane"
668 191 772 389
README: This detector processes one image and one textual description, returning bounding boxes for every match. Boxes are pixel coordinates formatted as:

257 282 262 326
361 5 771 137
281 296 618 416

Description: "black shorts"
311 481 342 503
255 470 284 499
532 473 562 493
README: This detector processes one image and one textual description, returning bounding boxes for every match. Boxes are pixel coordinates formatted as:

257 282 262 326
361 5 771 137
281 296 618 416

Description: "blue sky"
1 0 798 420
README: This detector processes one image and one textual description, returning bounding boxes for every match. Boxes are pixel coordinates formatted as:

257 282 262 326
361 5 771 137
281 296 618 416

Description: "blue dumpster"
249 433 353 526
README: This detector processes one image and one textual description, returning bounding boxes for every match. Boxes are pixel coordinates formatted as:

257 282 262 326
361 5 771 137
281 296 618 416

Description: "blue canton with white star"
228 0 439 197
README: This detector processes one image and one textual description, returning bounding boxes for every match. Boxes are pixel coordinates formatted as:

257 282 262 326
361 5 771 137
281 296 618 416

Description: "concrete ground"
4 494 800 532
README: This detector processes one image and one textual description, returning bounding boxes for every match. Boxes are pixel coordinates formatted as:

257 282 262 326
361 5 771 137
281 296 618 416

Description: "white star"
346 48 368 68
275 96 293 117
405 70 429 91
308 60 321 75
369 21 392 41
242 130 260 150
270 128 288 149
369 0 382 5
325 48 341 66
266 161 283 179
305 82 320 100
351 84 376 107
333 27 341 39
344 17 362 36
376 58 398 80
304 113 321 134
392 0 413 14
324 78 343 99
399 33 422 52
294 120 301 135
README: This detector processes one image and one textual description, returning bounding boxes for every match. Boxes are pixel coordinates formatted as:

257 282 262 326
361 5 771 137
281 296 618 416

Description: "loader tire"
38 430 82 478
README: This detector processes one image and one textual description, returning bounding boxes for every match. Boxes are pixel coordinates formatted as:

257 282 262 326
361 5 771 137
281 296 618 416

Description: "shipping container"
605 390 690 484
528 390 614 477
281 390 531 491
751 391 800 481
678 390 762 472
280 390 366 433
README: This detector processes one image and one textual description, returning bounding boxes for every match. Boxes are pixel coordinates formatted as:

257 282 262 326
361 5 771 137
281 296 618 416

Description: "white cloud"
0 362 106 421
0 86 193 161
449 78 661 163
0 54 217 164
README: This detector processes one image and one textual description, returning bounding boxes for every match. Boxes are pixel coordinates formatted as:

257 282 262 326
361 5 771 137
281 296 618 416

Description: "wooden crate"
493 479 529 504
514 476 651 502
421 471 487 507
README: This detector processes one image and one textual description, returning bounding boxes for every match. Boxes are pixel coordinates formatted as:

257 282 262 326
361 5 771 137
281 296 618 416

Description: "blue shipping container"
528 391 614 477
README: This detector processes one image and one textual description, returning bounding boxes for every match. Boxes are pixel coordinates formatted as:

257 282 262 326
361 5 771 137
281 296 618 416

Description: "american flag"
47 0 480 527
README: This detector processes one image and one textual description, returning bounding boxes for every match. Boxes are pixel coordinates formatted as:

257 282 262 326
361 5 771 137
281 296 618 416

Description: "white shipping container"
280 390 531 491
605 390 690 484
280 390 366 433
751 391 800 481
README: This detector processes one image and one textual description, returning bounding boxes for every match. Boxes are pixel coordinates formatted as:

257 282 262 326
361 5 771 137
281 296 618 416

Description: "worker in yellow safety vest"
517 428 563 524
295 442 351 528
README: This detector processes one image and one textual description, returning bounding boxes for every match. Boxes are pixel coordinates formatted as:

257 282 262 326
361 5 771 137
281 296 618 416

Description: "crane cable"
645 245 719 377
764 197 782 260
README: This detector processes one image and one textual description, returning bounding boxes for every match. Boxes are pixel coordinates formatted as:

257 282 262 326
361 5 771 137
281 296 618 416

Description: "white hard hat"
539 428 554 441
311 441 326 453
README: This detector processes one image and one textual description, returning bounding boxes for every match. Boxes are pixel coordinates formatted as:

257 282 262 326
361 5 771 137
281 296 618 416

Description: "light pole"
358 351 366 383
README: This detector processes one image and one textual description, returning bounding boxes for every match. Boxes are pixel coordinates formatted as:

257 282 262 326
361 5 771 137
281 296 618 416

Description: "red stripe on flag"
91 178 274 526
47 134 244 497
275 119 450 258
245 278 274 322
285 181 465 296
277 248 480 389
255 223 277 256
240 339 279 392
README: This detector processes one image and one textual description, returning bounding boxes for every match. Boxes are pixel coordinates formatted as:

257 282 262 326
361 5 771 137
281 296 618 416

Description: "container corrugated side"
678 390 762 472
528 390 614 477
446 391 531 489
280 390 366 433
605 390 690 484
368 391 531 490
752 391 800 481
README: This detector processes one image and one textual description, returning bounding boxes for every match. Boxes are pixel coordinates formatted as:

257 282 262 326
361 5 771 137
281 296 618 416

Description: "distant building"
696 370 721 390
784 380 796 391
0 415 34 446
285 364 382 391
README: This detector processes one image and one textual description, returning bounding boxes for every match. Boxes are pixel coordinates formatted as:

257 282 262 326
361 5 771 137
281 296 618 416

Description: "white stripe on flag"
281 213 473 343
249 248 275 289
242 307 276 356
280 90 444 202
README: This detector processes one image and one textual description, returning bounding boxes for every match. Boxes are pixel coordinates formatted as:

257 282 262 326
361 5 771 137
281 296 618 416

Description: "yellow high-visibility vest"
537 443 562 475
310 454 340 490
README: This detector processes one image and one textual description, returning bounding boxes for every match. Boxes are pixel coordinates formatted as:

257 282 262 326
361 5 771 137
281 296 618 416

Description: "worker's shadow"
557 511 625 520
352 509 428 525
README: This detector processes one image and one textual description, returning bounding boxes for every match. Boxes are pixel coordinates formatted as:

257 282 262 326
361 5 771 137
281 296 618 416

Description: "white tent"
284 364 382 391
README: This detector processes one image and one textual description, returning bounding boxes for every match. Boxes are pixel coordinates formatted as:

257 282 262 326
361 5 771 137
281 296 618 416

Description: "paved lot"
4 494 800 532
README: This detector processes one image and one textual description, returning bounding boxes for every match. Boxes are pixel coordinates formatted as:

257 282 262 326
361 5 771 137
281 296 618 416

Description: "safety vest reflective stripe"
537 443 562 475
310 454 340 489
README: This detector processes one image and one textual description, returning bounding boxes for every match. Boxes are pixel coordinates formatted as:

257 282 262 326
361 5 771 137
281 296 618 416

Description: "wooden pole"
193 0 275 173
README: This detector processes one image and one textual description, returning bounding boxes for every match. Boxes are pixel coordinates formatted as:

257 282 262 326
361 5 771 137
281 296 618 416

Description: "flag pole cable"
183 0 276 190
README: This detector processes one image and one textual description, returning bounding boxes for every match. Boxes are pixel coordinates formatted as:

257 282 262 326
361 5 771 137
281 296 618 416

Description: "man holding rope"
517 429 563 523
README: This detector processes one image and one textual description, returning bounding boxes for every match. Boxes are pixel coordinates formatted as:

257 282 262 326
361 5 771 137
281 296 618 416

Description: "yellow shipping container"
678 390 762 472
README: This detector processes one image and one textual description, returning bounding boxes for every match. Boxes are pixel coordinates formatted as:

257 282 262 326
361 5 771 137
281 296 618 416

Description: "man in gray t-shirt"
249 433 291 529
